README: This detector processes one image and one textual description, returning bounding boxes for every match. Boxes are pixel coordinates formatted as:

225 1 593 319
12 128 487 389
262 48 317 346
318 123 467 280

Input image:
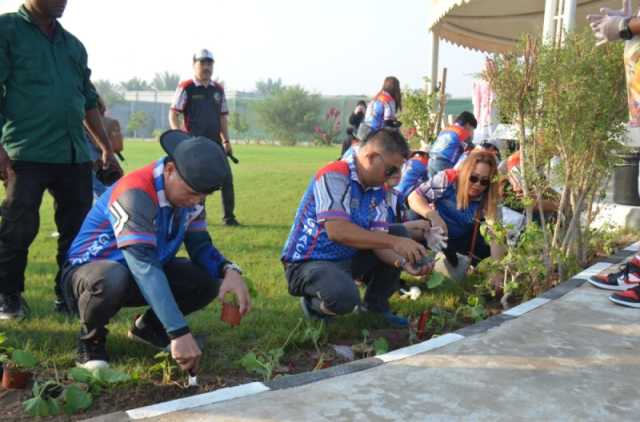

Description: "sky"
0 0 487 98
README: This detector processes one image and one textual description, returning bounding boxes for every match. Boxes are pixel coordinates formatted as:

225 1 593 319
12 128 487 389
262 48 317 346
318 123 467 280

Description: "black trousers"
62 258 219 340
221 161 236 222
0 161 93 295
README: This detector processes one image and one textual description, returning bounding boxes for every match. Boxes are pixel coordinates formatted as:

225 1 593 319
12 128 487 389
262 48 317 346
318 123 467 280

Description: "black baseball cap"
159 130 230 194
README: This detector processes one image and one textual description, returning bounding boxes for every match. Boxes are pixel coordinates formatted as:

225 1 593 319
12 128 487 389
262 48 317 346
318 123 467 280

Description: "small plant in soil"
240 318 303 381
351 329 375 359
454 296 487 323
149 351 178 385
1 349 38 389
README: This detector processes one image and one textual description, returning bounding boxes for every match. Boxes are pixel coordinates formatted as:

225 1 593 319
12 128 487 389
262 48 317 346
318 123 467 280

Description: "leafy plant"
23 380 65 417
398 81 439 148
454 296 487 323
301 320 326 355
313 107 341 146
427 272 445 289
149 351 177 385
1 349 38 370
240 319 302 381
372 337 389 355
69 366 131 396
255 85 321 145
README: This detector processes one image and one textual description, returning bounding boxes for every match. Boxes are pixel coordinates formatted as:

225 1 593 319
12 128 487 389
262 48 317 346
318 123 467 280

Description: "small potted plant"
351 329 375 359
220 292 242 327
1 349 38 389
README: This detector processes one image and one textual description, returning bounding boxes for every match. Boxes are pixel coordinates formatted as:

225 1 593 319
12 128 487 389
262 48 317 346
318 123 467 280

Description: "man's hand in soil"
403 261 433 277
0 144 14 183
391 236 428 265
171 332 202 372
217 269 252 316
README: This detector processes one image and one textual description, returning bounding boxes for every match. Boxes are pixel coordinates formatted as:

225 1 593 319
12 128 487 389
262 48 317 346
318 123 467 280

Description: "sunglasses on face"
469 174 491 186
377 154 401 178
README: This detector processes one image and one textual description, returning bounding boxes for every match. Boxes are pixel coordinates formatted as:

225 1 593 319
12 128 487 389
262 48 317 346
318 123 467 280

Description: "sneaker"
127 315 170 350
589 264 640 291
360 303 409 328
0 292 28 320
300 297 331 321
224 218 240 226
76 335 109 370
609 286 640 308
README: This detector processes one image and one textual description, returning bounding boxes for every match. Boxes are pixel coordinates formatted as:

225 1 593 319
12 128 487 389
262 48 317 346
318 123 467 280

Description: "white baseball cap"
193 49 215 62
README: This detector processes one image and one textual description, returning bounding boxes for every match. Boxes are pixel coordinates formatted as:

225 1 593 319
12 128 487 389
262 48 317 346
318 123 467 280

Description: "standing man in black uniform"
169 49 239 226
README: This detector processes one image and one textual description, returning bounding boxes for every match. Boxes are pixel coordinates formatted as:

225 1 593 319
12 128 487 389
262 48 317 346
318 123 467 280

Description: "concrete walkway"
90 251 640 421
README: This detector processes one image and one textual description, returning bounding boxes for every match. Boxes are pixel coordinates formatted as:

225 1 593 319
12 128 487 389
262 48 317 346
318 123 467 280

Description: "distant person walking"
169 49 239 226
0 0 121 319
357 76 403 141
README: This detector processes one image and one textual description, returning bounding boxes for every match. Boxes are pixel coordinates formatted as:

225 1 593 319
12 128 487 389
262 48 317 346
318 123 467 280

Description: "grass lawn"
0 140 490 415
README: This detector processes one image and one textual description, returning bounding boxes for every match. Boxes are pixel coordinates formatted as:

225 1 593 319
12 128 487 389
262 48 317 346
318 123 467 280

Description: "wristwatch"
223 262 243 276
620 17 634 41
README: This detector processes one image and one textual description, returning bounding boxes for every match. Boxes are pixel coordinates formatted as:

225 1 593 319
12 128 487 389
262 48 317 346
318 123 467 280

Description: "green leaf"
11 349 38 369
93 367 130 384
63 384 93 414
427 272 445 289
69 367 93 383
47 398 62 416
154 351 170 360
373 337 389 355
239 352 263 373
23 397 50 417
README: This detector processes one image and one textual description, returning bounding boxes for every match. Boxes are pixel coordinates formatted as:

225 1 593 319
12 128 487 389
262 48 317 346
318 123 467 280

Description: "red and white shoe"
588 269 640 291
609 286 640 308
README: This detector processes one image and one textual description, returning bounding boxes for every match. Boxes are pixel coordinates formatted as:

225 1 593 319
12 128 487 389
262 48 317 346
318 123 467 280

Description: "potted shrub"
220 292 242 327
1 349 38 389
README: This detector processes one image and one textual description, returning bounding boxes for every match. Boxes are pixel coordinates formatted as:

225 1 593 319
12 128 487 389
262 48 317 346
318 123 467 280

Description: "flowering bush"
314 107 342 146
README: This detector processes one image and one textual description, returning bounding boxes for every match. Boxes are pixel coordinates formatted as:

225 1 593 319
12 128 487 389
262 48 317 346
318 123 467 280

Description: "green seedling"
240 318 302 381
1 349 38 370
149 351 177 385
23 380 65 417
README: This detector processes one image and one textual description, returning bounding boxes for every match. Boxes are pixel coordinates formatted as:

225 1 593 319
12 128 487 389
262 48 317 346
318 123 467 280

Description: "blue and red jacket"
429 124 473 168
396 152 429 202
281 154 389 263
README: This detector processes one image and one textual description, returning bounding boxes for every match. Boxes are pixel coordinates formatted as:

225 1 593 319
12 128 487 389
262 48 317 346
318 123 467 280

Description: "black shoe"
76 333 109 370
224 218 240 226
127 314 170 350
0 292 28 320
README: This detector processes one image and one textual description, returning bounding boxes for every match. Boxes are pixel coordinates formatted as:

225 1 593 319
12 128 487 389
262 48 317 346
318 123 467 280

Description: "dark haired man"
282 129 431 327
0 0 121 319
428 111 478 178
169 49 239 226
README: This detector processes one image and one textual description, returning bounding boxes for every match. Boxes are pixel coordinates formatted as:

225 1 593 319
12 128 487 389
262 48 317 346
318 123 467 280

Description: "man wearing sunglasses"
59 130 251 373
282 129 431 327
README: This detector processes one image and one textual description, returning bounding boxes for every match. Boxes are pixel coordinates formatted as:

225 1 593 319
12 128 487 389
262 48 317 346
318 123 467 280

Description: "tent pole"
430 32 440 94
542 0 558 44
563 0 576 34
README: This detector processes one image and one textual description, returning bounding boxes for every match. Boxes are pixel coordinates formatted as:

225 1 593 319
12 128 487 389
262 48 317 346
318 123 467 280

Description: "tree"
255 85 321 145
255 78 283 96
398 80 438 148
486 30 626 280
151 71 181 91
127 111 150 138
93 79 124 108
229 111 250 139
120 77 151 91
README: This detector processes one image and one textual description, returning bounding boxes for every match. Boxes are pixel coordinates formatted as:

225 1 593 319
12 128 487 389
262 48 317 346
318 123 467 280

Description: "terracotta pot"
221 302 242 327
2 366 32 389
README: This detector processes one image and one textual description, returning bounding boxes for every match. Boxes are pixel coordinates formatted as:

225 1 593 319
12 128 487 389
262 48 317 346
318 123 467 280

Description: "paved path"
89 252 640 421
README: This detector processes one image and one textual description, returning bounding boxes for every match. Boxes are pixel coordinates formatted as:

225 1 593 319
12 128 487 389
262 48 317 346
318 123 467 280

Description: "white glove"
424 225 448 252
399 286 422 301
599 0 632 18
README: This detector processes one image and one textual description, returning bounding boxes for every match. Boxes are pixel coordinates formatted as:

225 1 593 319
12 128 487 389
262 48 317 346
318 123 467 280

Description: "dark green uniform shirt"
0 5 97 164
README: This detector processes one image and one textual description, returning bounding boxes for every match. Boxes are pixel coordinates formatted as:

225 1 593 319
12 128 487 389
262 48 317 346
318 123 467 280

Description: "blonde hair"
456 150 499 221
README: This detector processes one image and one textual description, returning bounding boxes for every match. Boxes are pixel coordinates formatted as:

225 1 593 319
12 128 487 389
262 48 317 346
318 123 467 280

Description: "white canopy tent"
427 0 622 91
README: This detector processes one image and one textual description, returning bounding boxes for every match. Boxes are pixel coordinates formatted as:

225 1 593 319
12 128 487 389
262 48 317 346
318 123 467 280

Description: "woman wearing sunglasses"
407 150 501 264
